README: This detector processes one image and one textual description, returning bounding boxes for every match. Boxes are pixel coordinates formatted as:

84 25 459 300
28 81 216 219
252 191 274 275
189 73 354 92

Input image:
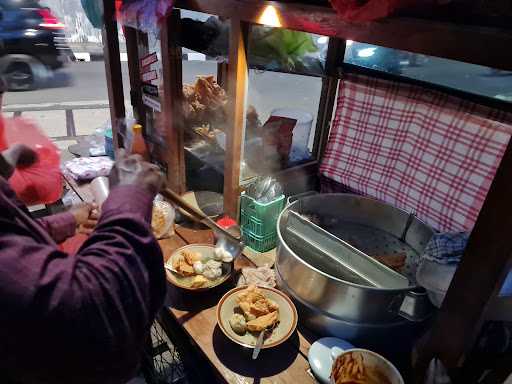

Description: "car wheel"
6 62 36 91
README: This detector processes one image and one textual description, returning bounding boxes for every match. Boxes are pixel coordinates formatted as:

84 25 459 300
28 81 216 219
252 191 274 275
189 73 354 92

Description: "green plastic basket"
242 229 278 253
240 194 285 237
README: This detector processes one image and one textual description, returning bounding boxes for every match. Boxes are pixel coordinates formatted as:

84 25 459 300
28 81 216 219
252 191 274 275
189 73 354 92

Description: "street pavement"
2 60 511 143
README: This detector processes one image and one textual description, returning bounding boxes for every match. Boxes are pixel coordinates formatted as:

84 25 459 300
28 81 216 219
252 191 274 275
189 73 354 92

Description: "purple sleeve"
37 211 76 243
0 185 166 384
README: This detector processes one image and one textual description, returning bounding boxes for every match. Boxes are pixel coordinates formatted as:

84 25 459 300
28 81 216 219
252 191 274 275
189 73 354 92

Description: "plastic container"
104 128 115 159
270 108 313 163
240 193 285 237
242 229 278 253
131 123 149 159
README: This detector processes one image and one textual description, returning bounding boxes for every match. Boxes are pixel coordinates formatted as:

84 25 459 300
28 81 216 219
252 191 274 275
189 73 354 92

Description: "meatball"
229 313 247 335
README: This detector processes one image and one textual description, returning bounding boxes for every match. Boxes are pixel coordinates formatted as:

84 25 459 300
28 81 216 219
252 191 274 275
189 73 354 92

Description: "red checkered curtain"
320 74 512 232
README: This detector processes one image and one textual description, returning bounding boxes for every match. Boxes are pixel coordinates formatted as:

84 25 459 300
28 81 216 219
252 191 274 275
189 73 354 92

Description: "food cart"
99 0 512 382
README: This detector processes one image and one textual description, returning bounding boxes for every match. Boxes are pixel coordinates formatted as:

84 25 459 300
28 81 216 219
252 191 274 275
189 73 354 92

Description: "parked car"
0 0 73 90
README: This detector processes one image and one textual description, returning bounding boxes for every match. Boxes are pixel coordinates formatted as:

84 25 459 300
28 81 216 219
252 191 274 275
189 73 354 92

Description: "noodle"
331 352 391 384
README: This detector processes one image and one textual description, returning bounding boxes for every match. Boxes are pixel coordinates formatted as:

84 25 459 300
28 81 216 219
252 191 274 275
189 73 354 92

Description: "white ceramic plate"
217 286 298 349
165 244 231 291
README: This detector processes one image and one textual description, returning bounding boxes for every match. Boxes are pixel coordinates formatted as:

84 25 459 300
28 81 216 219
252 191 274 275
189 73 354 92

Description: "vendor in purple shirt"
0 145 166 384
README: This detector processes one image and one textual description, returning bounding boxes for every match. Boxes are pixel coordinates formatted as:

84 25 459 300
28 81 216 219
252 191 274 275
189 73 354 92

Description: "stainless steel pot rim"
276 271 412 327
277 193 432 292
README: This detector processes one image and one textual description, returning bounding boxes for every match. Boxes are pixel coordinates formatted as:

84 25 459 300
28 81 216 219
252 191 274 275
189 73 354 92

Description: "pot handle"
389 290 433 322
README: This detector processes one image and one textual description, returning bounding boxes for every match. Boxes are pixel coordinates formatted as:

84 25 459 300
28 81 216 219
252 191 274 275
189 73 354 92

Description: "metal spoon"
252 321 278 360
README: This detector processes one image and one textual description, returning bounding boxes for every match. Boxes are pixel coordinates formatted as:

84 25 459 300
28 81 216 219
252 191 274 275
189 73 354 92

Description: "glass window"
247 24 329 76
178 10 230 192
240 25 328 183
344 41 512 102
241 69 322 181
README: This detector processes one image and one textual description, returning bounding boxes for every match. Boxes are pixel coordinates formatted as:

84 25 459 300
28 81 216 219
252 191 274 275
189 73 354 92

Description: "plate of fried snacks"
331 349 404 384
165 245 232 290
217 285 298 349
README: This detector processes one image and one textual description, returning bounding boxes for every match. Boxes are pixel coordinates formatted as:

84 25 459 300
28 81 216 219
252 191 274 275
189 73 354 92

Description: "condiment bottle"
130 123 149 159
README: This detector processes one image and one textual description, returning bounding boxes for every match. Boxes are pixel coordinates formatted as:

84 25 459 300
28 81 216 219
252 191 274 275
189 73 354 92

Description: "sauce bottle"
130 123 149 160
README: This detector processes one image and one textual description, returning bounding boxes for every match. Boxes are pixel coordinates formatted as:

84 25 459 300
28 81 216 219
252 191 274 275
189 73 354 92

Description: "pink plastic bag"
0 117 62 205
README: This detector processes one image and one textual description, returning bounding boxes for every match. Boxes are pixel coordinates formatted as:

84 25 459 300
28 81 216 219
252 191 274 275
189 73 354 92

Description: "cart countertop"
159 225 316 384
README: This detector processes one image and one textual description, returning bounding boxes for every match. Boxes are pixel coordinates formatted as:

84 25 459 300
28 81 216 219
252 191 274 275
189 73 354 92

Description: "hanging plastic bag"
249 27 319 71
118 0 174 36
329 0 434 22
0 117 62 205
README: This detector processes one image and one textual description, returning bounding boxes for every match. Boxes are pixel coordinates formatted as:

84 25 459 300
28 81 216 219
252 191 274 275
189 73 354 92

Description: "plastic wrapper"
248 27 320 73
118 0 174 35
152 198 175 239
64 157 114 181
0 117 62 205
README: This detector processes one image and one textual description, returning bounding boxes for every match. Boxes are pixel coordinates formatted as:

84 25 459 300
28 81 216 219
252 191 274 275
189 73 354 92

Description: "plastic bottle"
130 123 149 159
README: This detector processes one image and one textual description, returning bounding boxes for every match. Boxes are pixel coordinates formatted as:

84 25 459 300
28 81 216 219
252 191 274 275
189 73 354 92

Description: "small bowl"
330 349 404 384
165 244 232 291
217 286 298 349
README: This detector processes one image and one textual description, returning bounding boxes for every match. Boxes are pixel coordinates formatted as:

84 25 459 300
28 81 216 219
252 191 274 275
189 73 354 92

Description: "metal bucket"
276 194 435 336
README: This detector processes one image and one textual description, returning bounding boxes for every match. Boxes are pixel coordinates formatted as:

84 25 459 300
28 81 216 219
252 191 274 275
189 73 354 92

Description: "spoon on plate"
252 321 279 360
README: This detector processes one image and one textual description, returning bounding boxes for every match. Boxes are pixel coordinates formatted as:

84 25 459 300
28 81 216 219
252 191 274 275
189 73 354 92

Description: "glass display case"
119 1 512 220
127 9 338 210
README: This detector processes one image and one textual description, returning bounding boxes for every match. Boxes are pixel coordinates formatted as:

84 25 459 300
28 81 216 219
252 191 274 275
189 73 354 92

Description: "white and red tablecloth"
320 73 512 232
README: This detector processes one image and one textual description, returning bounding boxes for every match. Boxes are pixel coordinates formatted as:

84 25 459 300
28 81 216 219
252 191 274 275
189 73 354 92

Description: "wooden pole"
160 10 186 193
101 0 125 150
224 19 249 218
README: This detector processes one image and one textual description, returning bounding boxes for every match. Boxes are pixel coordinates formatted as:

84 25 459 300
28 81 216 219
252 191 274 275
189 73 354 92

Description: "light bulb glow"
259 5 281 27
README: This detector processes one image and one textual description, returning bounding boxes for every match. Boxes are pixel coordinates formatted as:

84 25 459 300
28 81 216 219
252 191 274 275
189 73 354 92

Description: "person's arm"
0 154 166 384
37 211 77 243
37 204 99 243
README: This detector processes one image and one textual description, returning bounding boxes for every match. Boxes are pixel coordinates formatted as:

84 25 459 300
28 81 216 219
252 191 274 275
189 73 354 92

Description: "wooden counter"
159 225 316 384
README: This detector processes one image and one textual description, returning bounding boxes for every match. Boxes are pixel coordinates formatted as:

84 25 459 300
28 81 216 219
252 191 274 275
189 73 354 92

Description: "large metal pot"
276 194 435 336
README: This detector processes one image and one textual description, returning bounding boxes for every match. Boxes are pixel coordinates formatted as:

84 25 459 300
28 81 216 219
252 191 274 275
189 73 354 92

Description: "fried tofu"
238 301 255 321
182 250 202 266
173 254 195 277
247 311 279 332
237 285 266 305
250 299 272 317
237 285 279 324
190 275 208 289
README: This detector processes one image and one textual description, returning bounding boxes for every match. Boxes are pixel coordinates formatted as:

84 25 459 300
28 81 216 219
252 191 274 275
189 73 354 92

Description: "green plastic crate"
240 194 285 237
242 229 278 253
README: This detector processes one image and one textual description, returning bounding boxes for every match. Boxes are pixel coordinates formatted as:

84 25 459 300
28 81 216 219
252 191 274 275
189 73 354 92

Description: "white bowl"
330 348 404 384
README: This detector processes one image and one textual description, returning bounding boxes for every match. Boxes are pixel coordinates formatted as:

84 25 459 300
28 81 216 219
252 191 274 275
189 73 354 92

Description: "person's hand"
70 203 99 235
109 150 163 197
2 144 38 169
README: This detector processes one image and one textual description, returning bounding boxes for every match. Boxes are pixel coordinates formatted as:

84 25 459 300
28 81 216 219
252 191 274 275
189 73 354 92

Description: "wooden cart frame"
100 1 512 382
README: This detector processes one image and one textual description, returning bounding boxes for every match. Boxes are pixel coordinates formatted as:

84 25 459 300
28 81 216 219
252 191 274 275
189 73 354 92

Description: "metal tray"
284 211 411 289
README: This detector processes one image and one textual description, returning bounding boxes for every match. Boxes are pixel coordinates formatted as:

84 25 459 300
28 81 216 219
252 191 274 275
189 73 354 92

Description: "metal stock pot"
276 194 435 339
